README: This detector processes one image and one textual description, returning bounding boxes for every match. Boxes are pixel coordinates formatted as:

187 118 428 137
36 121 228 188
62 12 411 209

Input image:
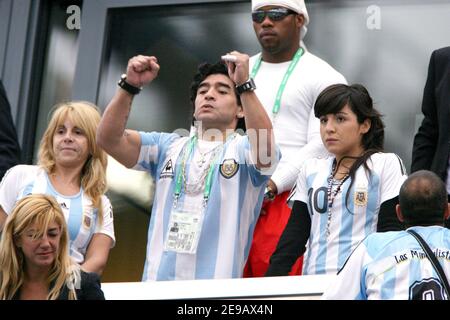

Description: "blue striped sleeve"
134 131 179 177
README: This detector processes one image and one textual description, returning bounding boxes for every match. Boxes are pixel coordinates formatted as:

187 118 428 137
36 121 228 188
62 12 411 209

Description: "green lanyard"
250 47 304 115
174 134 235 206
174 136 197 199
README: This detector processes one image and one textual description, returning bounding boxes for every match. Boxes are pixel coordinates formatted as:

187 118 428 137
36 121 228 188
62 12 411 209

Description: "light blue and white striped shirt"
322 226 450 300
133 131 278 281
0 165 115 263
290 153 406 275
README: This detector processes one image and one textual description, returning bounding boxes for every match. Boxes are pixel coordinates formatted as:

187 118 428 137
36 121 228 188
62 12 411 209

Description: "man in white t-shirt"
97 53 279 280
244 0 347 277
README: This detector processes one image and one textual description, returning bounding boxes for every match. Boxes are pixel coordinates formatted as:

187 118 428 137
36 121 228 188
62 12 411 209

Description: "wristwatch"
236 78 256 95
264 185 276 201
118 74 142 95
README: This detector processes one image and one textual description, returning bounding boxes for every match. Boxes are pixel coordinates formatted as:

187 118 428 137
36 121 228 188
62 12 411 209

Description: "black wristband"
236 78 256 95
118 74 141 95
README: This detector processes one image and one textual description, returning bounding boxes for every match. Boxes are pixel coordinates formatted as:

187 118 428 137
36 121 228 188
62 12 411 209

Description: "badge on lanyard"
164 205 204 255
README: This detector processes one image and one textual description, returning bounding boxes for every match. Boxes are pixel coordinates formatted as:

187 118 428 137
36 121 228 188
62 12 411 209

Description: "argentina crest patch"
219 159 239 179
354 189 368 206
82 213 91 229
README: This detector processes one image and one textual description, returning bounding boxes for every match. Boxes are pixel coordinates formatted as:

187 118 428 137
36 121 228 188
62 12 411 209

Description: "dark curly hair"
189 61 246 132
314 83 385 209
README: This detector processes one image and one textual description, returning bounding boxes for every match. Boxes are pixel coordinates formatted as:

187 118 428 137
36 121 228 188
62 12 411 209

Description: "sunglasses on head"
252 8 296 23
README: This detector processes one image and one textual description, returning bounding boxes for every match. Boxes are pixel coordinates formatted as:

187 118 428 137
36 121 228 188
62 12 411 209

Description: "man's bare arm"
97 55 160 168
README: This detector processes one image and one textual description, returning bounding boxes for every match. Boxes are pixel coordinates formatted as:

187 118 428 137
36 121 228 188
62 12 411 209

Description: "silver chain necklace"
196 143 222 168
183 144 223 195
326 163 350 238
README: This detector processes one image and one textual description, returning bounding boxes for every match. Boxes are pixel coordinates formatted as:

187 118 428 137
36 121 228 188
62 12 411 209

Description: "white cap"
251 0 309 38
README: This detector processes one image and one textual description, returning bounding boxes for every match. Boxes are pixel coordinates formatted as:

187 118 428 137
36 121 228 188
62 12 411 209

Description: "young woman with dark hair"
266 83 407 276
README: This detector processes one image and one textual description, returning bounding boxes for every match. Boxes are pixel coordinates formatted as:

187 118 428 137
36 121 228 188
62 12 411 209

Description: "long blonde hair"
0 194 80 300
38 101 107 224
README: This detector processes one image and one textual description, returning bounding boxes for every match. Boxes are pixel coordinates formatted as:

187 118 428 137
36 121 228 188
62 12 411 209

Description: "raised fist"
126 55 160 87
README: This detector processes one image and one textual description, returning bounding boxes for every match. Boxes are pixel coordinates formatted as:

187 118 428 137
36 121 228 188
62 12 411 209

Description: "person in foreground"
97 52 278 280
322 170 450 300
0 194 105 300
266 83 407 276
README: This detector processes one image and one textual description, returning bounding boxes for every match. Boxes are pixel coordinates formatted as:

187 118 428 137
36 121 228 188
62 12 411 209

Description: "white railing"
101 274 335 300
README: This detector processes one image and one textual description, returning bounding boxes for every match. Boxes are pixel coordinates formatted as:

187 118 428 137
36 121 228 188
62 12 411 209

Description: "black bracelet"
118 74 141 95
236 78 256 95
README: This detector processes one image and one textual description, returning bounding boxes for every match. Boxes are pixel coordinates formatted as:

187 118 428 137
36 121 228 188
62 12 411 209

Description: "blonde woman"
0 194 105 300
0 101 114 275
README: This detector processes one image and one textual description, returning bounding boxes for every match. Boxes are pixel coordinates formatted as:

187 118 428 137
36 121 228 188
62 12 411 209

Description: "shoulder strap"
407 229 450 298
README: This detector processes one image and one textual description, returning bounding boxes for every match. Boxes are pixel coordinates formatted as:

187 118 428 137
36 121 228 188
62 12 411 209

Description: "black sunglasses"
252 8 296 23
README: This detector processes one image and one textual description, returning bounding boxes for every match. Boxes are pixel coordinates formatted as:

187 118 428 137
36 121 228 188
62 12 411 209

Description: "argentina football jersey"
290 153 406 275
323 226 450 299
133 131 275 281
0 165 115 264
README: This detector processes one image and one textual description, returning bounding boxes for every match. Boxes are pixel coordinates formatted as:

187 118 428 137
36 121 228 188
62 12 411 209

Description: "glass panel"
34 3 81 160
98 2 256 134
305 0 450 171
